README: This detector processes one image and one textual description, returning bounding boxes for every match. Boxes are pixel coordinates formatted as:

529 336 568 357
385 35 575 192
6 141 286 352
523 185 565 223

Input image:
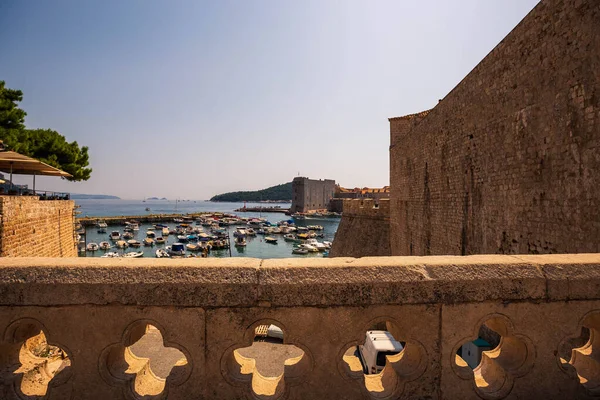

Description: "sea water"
78 199 339 259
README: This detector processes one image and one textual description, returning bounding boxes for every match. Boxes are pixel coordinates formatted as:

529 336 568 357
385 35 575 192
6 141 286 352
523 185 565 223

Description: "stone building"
290 177 336 213
333 0 600 258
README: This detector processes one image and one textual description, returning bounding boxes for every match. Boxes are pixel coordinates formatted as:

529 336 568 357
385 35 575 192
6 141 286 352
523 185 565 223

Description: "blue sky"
0 0 539 199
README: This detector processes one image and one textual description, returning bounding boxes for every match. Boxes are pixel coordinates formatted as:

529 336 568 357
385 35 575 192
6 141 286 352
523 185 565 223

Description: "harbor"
76 199 340 259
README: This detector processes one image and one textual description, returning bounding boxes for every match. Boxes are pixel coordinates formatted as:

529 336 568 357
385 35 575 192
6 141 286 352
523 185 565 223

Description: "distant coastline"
70 193 121 200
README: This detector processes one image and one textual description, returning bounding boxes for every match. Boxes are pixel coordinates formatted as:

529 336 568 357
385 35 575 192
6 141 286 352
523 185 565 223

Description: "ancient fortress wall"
390 0 600 256
291 177 336 213
330 199 390 257
0 196 76 257
1 255 600 399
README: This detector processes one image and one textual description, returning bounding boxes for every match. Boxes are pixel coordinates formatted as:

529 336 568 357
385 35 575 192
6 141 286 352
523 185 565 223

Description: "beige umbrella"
0 151 72 193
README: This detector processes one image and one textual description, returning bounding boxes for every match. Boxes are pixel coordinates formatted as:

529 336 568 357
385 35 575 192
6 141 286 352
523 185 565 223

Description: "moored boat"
143 238 155 246
99 241 111 250
123 251 144 258
168 243 186 256
186 243 200 252
86 242 99 251
156 248 170 258
292 248 308 255
115 240 128 248
265 236 278 244
127 239 141 248
101 251 121 258
155 237 166 244
109 231 121 241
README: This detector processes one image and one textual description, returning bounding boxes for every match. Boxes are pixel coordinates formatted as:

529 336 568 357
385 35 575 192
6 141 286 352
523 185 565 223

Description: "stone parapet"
1 254 600 399
341 198 390 219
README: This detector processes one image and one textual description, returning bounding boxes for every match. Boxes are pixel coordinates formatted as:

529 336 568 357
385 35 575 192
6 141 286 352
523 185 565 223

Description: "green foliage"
0 81 92 181
210 182 292 202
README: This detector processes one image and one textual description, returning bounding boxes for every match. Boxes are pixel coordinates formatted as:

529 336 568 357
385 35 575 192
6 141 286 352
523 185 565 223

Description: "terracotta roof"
388 109 432 121
337 186 390 194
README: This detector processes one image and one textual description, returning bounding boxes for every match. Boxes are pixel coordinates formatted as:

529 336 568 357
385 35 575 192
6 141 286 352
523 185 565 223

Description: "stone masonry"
330 199 390 257
390 0 600 256
290 177 336 213
0 196 76 257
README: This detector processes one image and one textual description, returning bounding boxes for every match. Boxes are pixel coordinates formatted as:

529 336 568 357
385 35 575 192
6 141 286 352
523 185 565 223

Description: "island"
210 182 292 202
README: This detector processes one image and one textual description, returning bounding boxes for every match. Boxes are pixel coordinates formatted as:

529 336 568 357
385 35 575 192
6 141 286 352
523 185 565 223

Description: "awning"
0 151 72 177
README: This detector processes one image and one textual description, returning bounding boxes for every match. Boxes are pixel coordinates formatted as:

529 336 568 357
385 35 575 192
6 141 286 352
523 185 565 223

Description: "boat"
143 238 155 246
234 234 247 247
123 232 134 239
101 252 121 258
322 250 329 257
233 228 246 238
127 239 141 248
145 207 151 212
156 249 170 258
297 233 309 240
265 236 278 244
246 228 257 236
186 243 201 252
123 251 144 258
155 237 166 244
323 241 332 249
162 227 170 236
283 234 297 242
115 240 128 249
86 242 99 251
109 231 121 241
168 243 186 256
146 230 156 238
173 218 184 223
99 241 111 250
292 248 308 255
306 239 327 251
96 221 108 233
177 235 188 243
296 243 318 252
131 224 140 231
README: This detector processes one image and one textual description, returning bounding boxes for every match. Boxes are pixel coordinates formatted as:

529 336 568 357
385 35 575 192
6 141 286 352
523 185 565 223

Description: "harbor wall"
330 199 390 257
1 254 600 399
390 0 600 256
0 196 76 257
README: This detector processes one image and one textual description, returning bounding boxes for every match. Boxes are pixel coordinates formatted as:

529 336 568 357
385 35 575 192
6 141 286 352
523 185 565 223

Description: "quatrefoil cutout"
453 314 535 400
225 320 312 400
100 320 191 399
340 318 428 400
1 318 72 400
558 311 600 396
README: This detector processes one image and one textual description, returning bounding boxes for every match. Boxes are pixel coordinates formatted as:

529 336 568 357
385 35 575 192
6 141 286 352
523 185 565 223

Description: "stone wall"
1 255 600 399
290 177 336 213
0 196 76 257
330 199 390 257
390 0 600 256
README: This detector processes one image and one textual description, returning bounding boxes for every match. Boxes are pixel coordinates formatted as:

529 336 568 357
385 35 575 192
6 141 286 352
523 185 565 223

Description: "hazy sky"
1 0 539 200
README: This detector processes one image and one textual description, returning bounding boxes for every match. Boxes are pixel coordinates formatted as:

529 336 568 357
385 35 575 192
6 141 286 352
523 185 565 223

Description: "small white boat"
101 251 121 258
99 241 111 250
235 237 247 247
283 234 297 242
115 240 128 249
123 251 144 258
292 248 308 255
323 241 332 249
146 231 156 238
123 232 134 239
306 239 327 251
297 243 318 252
155 237 166 244
265 236 278 244
143 238 155 246
156 249 170 258
162 227 170 236
109 231 121 241
246 228 257 236
86 242 99 251
128 239 141 248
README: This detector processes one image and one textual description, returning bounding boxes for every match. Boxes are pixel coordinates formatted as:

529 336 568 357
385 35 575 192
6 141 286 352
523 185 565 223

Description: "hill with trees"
0 81 92 181
210 182 292 202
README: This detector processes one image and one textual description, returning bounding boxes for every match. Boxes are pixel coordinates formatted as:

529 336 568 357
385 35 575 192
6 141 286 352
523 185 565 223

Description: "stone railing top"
0 254 598 307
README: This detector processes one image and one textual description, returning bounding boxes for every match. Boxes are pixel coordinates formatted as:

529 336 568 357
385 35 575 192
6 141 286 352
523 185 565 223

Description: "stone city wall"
291 177 336 213
0 255 600 399
390 0 600 256
0 196 76 257
330 199 390 258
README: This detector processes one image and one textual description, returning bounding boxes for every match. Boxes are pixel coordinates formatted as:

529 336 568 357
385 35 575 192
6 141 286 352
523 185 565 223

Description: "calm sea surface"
77 199 339 259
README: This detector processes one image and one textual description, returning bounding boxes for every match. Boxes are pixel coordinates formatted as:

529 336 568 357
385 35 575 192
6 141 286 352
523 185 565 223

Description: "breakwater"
234 207 289 213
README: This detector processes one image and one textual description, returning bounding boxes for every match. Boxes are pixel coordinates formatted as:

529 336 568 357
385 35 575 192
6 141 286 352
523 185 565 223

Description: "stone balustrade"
1 254 600 399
